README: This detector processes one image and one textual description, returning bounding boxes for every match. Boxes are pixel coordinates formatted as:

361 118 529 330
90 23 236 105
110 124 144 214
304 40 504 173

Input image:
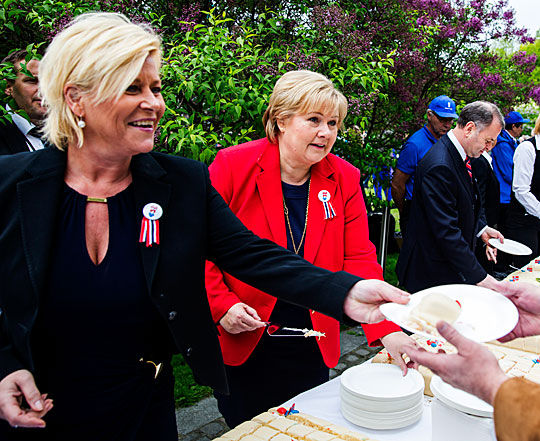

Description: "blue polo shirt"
492 130 517 204
396 125 437 200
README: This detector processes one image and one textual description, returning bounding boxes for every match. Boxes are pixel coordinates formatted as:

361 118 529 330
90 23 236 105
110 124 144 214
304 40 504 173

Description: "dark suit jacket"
395 134 487 292
471 154 500 228
0 120 31 155
0 148 360 394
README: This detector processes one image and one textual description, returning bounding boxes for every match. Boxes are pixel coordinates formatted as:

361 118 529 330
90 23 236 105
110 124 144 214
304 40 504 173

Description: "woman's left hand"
380 331 419 376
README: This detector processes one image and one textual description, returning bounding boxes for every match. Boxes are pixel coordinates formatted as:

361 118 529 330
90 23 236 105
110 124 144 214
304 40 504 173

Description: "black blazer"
0 148 360 394
0 120 31 155
471 154 500 228
395 134 487 292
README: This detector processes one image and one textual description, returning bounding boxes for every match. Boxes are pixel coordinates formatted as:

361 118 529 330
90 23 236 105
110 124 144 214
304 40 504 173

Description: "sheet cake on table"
214 406 378 441
372 334 540 395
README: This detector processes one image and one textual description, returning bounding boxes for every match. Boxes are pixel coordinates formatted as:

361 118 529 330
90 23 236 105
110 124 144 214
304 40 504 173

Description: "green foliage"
172 354 212 408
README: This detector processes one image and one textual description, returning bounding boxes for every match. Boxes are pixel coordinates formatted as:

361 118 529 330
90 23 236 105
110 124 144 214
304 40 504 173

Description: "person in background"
396 101 504 293
404 281 540 441
471 138 500 274
491 111 530 235
205 70 416 428
504 114 540 268
391 95 458 236
0 49 47 154
0 13 411 440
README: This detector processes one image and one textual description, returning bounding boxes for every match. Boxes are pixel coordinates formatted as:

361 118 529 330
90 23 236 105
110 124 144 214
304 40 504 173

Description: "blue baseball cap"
505 111 530 125
428 95 458 119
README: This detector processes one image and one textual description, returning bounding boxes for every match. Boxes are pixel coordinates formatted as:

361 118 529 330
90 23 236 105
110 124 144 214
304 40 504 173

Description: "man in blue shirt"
491 111 530 234
391 95 458 235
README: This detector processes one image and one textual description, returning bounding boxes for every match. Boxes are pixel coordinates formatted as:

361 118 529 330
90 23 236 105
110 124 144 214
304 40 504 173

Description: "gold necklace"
283 178 311 254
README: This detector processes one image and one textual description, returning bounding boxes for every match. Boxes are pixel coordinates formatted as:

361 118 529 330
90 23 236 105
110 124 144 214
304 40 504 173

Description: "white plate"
340 385 422 412
431 375 493 417
340 364 424 401
379 284 518 342
488 238 532 256
340 393 423 418
341 404 423 430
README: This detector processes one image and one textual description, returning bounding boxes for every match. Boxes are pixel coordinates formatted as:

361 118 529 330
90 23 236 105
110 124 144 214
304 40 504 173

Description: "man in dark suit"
396 101 505 293
0 49 47 155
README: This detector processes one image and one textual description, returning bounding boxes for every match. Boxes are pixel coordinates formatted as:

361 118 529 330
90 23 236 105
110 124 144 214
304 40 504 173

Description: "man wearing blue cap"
491 111 530 234
391 95 458 235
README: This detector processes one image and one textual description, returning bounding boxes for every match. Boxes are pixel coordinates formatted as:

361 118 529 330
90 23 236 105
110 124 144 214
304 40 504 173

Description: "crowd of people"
0 10 539 441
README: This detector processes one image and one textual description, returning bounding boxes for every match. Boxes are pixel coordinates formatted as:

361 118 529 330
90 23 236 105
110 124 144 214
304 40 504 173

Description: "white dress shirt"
7 104 45 151
512 134 540 219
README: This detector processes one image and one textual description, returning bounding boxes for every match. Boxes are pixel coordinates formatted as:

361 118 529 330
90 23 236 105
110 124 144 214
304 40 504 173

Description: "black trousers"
400 200 412 237
0 364 178 441
505 213 540 268
215 333 328 428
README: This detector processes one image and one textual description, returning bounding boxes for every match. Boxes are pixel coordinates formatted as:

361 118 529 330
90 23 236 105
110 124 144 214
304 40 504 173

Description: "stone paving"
176 326 382 441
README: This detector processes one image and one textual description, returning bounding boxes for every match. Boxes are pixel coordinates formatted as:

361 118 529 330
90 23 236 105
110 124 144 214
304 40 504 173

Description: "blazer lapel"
17 149 66 296
255 143 287 246
304 159 336 263
131 153 171 292
444 137 474 203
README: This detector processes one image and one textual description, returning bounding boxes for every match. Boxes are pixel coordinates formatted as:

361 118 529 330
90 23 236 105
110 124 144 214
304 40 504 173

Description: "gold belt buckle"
140 358 162 379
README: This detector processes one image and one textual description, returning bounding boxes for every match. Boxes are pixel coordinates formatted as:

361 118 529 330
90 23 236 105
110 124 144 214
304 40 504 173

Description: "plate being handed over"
379 284 518 342
488 238 532 256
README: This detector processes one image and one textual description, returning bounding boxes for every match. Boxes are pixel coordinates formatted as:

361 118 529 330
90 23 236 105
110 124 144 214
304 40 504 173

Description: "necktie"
464 156 473 182
27 127 42 138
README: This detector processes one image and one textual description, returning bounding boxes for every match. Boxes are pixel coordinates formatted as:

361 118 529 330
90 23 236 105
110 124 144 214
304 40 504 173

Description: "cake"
215 407 377 441
407 292 461 335
372 334 540 395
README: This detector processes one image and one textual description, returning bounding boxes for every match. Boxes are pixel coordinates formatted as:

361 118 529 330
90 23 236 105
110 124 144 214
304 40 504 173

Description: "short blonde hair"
533 114 540 136
262 70 348 144
39 12 162 149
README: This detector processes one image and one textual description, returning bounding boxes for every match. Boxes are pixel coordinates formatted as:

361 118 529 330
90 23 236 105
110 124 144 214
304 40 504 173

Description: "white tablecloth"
281 374 496 441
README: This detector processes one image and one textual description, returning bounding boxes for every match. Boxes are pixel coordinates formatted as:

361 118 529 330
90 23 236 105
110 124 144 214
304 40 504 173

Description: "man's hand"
476 273 500 290
493 282 540 341
380 331 419 376
0 370 53 428
343 279 410 324
404 322 508 405
219 303 266 334
480 227 503 263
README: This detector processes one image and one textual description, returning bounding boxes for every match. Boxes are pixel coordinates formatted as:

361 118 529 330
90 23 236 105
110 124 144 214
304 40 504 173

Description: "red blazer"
205 138 401 367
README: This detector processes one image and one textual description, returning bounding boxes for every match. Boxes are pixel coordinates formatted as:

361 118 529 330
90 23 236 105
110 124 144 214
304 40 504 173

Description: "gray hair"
456 101 504 132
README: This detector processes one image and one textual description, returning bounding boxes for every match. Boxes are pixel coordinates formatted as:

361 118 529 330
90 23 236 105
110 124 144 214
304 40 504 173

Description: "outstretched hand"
403 321 508 405
343 279 410 324
493 281 540 342
0 370 53 428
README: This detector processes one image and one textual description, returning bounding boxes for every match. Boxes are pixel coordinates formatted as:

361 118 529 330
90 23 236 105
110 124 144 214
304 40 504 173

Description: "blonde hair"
533 114 540 136
262 70 348 144
39 12 162 149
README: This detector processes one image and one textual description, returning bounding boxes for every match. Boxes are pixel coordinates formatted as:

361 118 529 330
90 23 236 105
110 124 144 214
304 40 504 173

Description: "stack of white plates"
340 364 425 430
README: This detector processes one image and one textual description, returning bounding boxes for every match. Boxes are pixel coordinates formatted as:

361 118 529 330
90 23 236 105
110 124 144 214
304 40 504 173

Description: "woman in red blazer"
205 71 415 427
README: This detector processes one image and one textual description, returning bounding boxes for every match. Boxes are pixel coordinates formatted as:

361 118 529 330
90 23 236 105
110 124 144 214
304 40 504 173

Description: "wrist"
485 371 509 405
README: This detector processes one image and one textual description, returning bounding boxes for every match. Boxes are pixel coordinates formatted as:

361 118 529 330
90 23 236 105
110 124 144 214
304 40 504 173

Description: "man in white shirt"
1 49 47 155
505 114 540 267
396 101 504 292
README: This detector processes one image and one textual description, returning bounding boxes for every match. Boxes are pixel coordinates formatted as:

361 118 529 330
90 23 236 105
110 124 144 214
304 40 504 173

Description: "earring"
77 116 86 129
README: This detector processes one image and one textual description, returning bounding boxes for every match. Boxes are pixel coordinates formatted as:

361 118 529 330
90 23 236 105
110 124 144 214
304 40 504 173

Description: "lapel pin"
318 190 336 220
140 203 163 247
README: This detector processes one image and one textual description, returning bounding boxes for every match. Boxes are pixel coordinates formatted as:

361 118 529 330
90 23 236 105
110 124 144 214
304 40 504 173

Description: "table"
281 370 496 441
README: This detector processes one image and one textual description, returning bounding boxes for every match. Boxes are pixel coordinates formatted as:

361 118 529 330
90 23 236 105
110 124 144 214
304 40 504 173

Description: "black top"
269 180 312 330
30 183 173 437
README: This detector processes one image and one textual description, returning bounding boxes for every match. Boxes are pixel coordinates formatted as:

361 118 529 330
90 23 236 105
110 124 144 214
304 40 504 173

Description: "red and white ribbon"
139 203 163 247
318 190 336 220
